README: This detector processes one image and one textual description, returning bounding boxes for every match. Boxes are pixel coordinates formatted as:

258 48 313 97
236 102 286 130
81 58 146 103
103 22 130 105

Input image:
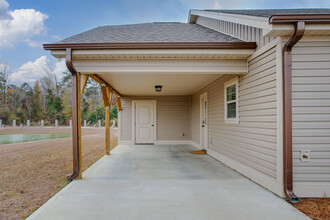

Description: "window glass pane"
227 102 236 118
226 84 236 101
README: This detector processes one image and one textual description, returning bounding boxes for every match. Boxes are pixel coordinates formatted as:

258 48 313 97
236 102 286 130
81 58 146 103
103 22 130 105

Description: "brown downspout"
66 48 80 180
282 21 305 202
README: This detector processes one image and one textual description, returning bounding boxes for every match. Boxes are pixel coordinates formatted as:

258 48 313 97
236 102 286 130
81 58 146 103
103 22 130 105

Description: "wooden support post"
80 74 89 95
105 105 110 155
77 73 82 179
101 84 109 106
116 97 122 111
101 84 110 155
107 88 113 153
89 74 120 97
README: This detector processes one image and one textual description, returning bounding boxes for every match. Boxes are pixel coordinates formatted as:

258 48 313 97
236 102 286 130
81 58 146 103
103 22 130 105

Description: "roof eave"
269 14 330 24
43 42 257 50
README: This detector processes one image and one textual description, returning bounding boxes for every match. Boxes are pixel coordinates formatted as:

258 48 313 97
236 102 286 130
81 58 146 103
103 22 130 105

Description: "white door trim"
200 92 208 149
132 100 157 144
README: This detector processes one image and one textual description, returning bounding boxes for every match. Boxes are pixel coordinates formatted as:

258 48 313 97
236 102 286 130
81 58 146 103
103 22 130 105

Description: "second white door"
135 101 154 144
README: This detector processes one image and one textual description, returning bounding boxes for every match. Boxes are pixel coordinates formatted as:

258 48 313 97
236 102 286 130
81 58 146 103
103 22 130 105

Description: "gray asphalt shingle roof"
203 8 330 18
55 23 244 44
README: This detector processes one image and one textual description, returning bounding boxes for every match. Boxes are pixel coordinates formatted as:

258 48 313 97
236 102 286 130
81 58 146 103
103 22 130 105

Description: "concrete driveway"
28 144 309 220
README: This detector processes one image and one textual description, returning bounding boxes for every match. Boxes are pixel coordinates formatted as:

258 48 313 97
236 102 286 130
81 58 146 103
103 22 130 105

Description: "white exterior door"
200 93 208 149
135 101 154 144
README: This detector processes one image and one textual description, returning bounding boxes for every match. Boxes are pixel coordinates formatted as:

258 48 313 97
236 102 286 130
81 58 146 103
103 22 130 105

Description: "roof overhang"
189 10 330 37
269 14 330 24
47 47 253 96
50 48 255 60
189 10 271 29
43 42 257 50
266 14 330 36
44 40 257 97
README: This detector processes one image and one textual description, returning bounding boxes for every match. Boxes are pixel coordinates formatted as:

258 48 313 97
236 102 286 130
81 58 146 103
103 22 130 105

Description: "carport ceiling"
98 73 222 96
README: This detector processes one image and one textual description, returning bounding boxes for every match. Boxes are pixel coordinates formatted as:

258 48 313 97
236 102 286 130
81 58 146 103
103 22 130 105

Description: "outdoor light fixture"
155 85 162 92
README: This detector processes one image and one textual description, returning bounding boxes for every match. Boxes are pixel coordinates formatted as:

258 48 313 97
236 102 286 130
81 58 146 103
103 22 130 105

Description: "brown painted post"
77 73 82 179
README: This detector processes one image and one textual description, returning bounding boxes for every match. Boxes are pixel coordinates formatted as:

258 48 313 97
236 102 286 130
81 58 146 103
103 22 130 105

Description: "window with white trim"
224 77 239 123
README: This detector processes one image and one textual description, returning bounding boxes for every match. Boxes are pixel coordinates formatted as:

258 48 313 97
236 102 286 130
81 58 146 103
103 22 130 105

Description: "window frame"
224 77 239 124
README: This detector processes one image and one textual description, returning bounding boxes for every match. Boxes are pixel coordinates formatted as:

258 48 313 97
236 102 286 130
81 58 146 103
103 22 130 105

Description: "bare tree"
40 67 60 96
0 63 9 107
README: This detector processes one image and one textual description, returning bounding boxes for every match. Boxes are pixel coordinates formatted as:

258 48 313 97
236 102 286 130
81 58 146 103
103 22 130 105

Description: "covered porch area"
28 144 308 220
46 46 257 180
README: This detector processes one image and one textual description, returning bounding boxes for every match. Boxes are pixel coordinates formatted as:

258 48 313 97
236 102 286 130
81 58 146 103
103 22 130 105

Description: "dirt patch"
292 198 330 220
0 128 118 220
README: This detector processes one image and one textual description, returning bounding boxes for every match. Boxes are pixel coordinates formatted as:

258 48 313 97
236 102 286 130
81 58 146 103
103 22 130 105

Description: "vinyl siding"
120 96 191 141
192 45 280 187
292 40 330 196
196 16 276 49
191 92 201 144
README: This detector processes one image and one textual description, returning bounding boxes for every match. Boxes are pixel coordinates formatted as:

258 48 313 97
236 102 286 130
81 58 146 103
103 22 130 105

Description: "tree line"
0 63 117 126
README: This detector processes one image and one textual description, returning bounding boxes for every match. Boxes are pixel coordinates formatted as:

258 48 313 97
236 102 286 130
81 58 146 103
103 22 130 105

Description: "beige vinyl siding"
191 92 201 144
196 16 276 49
120 96 191 141
292 40 330 195
192 45 278 180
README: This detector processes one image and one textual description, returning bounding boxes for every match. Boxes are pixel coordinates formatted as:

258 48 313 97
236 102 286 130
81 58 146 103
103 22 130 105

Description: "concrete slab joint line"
28 145 310 220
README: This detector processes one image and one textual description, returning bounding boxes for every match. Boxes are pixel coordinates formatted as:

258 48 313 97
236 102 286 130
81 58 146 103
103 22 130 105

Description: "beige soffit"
98 73 222 96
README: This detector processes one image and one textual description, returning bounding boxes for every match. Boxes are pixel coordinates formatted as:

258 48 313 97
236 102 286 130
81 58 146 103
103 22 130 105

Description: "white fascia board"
188 10 198 23
189 10 271 30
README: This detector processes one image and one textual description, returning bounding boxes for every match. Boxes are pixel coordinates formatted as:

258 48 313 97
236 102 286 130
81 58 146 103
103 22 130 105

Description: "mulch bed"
292 198 330 220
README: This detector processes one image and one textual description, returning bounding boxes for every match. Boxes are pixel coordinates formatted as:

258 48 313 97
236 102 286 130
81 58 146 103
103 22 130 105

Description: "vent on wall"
301 150 310 162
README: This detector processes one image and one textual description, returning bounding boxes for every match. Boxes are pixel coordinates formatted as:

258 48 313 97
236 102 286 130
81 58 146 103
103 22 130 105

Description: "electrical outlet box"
301 150 310 161
181 132 185 136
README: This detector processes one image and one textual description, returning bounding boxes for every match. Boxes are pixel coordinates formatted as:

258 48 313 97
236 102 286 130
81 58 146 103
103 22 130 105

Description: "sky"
1 0 330 85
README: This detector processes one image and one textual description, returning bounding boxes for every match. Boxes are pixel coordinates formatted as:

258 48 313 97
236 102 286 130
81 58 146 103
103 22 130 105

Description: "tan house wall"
291 38 330 197
117 36 330 197
119 96 191 142
191 41 284 196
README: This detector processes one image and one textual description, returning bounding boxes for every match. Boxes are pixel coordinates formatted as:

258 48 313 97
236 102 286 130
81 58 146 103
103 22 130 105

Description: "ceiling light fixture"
155 85 162 92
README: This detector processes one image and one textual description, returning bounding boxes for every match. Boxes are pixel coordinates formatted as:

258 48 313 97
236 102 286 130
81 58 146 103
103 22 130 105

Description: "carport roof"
54 23 244 44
